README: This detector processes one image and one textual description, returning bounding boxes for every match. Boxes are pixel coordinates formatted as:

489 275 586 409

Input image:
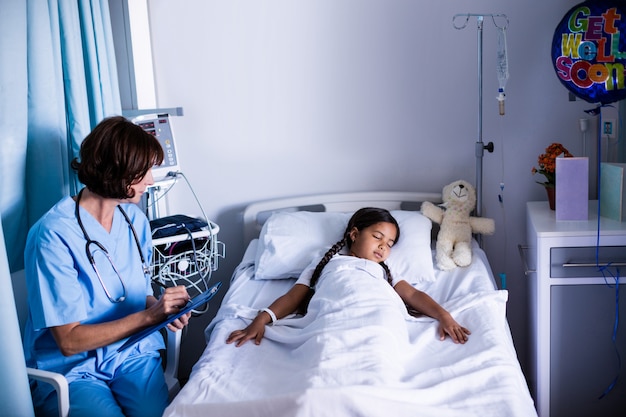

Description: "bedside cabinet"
526 201 626 417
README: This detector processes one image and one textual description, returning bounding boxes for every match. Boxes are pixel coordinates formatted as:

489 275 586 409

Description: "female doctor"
23 116 191 417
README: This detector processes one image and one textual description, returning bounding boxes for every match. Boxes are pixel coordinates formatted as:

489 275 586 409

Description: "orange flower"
532 143 573 188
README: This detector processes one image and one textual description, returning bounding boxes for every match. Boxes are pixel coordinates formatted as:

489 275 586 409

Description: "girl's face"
349 221 397 263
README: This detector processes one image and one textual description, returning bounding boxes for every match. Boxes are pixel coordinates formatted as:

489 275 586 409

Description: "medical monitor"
132 114 180 184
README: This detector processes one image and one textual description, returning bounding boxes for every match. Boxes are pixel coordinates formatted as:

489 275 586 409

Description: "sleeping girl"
226 207 470 348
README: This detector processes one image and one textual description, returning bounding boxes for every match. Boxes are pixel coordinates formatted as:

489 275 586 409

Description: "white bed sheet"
165 240 537 417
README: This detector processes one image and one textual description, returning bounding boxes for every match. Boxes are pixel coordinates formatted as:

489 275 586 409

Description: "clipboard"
117 281 222 352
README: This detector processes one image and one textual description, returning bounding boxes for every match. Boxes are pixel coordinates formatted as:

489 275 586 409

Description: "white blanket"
165 254 537 417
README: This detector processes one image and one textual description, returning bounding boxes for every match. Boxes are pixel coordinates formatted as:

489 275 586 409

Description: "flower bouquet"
532 143 573 210
531 142 573 189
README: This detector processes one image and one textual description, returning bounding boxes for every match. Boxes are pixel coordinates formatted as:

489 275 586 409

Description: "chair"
11 269 181 416
163 328 182 398
11 269 70 417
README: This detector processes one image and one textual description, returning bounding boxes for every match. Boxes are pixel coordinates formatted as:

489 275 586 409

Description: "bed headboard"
242 191 442 246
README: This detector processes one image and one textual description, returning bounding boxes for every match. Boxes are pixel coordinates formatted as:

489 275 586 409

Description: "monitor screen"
132 114 180 184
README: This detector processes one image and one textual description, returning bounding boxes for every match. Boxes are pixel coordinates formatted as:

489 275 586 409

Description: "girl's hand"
226 284 308 347
226 316 268 347
438 314 471 344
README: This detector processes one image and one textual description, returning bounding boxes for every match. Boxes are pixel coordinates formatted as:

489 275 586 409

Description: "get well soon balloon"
552 0 626 104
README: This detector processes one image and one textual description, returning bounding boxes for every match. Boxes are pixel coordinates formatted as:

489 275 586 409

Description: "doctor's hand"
166 312 191 332
147 285 191 331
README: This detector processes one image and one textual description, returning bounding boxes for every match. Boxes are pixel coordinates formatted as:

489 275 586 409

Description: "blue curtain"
1 0 121 272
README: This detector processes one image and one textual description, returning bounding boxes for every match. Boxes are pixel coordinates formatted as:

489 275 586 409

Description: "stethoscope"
75 189 149 303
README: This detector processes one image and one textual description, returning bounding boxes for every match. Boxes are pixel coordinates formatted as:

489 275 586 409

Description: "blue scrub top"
23 196 164 390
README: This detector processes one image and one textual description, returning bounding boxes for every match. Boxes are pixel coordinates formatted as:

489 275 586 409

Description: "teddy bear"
420 179 495 271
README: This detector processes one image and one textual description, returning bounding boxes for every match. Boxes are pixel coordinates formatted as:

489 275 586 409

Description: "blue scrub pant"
35 354 169 417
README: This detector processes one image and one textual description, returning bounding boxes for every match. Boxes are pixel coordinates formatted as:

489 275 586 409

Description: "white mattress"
165 240 537 417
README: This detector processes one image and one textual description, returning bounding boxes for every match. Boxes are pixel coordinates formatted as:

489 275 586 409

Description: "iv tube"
496 27 509 115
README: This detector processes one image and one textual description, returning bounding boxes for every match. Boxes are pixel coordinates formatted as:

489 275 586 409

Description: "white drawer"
550 246 626 278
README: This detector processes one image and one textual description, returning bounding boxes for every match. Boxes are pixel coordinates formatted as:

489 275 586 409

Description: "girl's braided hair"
297 207 400 314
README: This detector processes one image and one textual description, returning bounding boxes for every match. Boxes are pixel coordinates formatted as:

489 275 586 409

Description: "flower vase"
545 186 555 210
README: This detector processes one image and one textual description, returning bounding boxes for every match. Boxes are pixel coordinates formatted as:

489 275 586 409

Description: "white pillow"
254 210 436 284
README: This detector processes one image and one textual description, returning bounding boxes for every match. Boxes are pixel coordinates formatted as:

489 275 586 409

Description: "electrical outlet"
603 119 617 139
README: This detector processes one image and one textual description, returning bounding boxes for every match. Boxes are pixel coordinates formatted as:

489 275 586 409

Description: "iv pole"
453 13 508 218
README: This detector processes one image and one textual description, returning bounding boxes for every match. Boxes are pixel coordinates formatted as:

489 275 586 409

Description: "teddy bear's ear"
441 181 456 200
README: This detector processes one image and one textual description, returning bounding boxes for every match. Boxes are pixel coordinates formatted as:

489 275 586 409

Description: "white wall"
145 0 593 378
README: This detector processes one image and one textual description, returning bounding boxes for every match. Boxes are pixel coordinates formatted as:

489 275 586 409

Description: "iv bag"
496 27 509 115
496 27 509 88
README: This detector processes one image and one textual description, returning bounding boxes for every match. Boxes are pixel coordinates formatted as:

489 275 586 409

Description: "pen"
154 281 193 304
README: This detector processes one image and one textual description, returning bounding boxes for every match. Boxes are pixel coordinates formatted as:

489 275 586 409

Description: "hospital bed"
164 191 537 417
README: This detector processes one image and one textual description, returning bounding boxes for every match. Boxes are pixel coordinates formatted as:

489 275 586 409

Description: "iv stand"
453 13 508 218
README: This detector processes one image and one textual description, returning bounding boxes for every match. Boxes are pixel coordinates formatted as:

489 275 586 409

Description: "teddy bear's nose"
459 184 465 189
